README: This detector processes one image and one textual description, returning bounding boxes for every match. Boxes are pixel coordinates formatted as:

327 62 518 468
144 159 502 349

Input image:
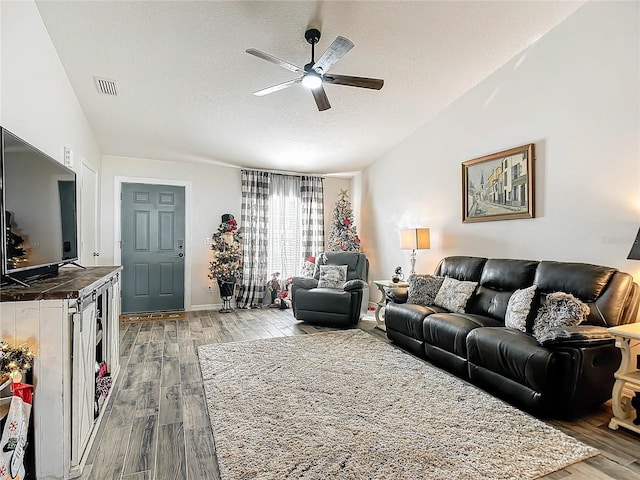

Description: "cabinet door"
71 300 97 467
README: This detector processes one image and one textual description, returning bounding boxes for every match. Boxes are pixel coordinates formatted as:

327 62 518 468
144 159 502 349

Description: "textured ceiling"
35 1 584 175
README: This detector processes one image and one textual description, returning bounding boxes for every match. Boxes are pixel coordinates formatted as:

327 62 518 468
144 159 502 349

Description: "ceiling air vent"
94 77 119 96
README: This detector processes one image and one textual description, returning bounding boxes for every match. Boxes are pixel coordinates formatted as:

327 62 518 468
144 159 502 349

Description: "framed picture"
462 143 535 223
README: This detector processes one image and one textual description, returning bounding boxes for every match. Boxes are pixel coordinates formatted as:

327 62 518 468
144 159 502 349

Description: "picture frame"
462 143 535 223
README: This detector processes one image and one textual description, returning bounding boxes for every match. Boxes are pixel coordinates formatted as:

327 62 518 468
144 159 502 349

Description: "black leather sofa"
385 256 640 417
291 252 369 328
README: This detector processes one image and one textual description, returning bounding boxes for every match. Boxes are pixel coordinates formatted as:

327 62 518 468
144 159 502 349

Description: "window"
267 175 303 280
238 170 324 308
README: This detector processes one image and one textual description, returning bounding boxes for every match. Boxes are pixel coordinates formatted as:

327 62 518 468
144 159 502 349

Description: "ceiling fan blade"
323 74 384 90
311 85 331 111
253 78 302 96
312 36 354 74
246 48 305 74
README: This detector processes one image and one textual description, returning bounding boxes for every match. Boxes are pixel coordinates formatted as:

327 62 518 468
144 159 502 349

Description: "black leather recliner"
291 252 369 328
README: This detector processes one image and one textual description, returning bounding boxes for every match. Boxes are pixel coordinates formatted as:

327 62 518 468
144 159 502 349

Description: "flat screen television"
1 127 79 286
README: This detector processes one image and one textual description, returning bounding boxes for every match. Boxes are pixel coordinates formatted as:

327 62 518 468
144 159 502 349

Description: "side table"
608 322 640 434
372 279 409 331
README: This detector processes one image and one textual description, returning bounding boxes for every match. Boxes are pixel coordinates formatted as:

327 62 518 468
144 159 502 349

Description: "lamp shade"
628 228 640 260
400 228 430 250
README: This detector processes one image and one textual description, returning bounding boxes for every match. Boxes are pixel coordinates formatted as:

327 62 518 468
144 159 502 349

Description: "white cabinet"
0 266 121 479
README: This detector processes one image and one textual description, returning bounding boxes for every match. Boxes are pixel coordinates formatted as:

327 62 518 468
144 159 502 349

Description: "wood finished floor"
79 309 640 480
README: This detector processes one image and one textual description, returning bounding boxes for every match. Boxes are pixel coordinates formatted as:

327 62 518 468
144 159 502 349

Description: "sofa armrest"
343 279 367 292
292 277 319 290
386 287 408 304
540 325 615 348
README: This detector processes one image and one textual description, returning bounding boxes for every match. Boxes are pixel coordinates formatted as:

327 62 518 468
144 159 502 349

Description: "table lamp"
400 228 430 274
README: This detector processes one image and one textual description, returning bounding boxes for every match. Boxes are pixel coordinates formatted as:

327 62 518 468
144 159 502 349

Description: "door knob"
177 253 184 258
93 252 100 257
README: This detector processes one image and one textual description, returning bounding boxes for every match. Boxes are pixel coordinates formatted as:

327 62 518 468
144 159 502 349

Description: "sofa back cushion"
533 261 623 327
315 252 369 281
466 259 539 321
434 256 487 282
534 261 614 301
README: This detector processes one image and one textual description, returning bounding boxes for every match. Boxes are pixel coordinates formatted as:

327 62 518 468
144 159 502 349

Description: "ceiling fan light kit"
246 28 384 111
302 72 322 89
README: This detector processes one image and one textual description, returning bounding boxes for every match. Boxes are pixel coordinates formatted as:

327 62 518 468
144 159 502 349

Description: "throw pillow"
504 285 537 332
532 291 591 344
433 277 478 313
317 265 348 289
407 274 444 306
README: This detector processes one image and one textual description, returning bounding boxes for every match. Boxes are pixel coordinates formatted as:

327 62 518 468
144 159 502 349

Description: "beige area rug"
198 330 597 480
119 310 186 323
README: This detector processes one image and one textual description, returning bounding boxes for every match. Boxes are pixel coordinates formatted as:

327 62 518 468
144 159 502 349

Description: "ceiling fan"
246 28 384 111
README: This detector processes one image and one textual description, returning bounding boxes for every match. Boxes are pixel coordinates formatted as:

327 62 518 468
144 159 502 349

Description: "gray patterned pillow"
407 274 444 306
504 285 537 332
433 277 478 313
533 291 590 344
317 265 348 289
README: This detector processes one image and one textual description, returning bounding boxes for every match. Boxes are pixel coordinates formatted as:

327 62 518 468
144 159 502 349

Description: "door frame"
80 160 98 266
113 176 192 311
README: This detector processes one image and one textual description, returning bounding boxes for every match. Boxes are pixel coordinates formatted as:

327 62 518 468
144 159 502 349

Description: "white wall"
0 1 101 172
360 1 640 283
1 0 103 268
100 156 353 309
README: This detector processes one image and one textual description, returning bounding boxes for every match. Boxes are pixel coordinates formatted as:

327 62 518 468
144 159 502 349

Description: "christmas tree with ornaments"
327 189 361 252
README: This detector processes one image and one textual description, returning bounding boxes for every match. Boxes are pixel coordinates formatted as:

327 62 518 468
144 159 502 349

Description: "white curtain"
266 175 302 281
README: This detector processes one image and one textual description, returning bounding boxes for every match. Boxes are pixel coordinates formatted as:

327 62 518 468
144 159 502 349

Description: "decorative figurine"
392 266 404 283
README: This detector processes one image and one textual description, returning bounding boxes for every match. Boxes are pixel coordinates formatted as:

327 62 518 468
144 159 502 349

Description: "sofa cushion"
505 286 537 332
467 328 556 394
466 287 512 321
315 252 368 281
423 313 503 359
464 259 538 320
385 302 446 341
534 261 615 302
479 259 539 291
407 274 444 306
317 265 348 289
532 292 590 344
434 277 478 313
435 256 487 282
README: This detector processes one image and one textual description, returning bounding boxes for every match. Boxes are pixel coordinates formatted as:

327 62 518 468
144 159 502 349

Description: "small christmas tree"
327 189 361 252
209 215 242 282
209 214 243 313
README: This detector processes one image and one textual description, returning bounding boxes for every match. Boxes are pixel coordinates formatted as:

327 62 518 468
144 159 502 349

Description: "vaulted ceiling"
35 1 584 174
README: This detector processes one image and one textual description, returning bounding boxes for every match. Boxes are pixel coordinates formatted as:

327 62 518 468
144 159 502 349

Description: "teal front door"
121 183 185 313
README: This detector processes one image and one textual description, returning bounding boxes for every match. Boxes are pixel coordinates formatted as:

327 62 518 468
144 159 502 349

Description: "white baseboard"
189 303 222 311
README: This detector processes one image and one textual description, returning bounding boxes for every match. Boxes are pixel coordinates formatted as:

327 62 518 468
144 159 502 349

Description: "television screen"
1 128 78 278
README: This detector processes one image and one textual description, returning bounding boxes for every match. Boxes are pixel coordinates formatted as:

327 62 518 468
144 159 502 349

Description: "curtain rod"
241 167 326 178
